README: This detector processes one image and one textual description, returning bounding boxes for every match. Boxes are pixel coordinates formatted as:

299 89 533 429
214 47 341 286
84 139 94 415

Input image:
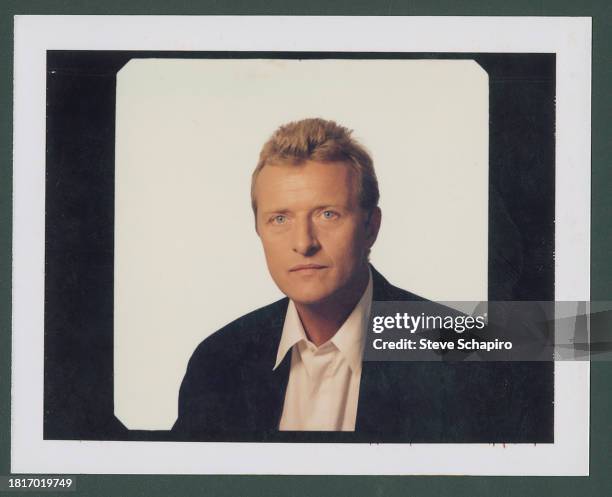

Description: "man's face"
254 160 381 306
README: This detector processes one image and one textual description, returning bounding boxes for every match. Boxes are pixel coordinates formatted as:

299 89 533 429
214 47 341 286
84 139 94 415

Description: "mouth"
289 264 328 272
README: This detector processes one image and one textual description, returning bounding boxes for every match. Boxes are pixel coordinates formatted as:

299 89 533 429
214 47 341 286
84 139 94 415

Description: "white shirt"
274 271 373 431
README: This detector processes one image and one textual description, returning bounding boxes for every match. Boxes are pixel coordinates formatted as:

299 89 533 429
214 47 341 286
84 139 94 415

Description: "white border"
12 15 591 475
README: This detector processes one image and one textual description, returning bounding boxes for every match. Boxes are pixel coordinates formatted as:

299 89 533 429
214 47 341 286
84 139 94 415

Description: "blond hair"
251 118 379 214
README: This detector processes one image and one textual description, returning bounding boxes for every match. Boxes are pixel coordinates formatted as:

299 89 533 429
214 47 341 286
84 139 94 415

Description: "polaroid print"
12 16 590 475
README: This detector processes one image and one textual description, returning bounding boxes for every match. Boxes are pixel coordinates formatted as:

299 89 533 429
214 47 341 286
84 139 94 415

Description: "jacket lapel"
242 300 292 434
355 361 402 437
355 266 422 437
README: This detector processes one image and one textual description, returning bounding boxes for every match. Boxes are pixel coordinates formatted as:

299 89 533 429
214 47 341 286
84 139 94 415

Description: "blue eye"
322 210 337 219
272 215 287 224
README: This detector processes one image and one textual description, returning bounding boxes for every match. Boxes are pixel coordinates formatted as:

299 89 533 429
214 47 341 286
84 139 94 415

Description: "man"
173 118 552 442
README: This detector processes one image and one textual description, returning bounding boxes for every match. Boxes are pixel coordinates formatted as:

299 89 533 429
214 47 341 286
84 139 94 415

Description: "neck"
294 265 370 347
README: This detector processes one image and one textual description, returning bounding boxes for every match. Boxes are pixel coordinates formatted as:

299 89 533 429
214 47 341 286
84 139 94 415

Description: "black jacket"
173 267 553 443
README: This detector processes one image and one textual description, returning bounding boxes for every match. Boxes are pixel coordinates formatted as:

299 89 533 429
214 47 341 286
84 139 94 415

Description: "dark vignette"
44 51 555 442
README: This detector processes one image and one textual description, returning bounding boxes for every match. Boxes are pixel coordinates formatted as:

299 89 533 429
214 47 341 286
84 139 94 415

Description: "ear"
365 207 382 248
253 210 261 237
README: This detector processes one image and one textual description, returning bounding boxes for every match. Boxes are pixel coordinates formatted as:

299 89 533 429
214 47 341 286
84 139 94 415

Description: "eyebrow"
260 208 291 216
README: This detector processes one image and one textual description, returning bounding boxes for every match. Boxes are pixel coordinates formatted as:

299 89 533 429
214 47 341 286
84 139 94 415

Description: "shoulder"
187 297 289 368
174 298 289 435
370 265 427 302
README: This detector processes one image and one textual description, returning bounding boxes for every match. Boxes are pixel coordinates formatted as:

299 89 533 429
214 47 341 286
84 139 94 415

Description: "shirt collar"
273 268 373 373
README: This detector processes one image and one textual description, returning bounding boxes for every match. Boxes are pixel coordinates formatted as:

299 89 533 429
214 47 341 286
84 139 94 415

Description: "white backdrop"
114 58 489 429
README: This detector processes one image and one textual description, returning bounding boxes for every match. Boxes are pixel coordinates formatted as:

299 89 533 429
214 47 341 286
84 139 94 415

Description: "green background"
1 1 610 496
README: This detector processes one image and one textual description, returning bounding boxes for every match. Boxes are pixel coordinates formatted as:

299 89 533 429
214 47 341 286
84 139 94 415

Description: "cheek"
323 227 367 265
260 236 288 270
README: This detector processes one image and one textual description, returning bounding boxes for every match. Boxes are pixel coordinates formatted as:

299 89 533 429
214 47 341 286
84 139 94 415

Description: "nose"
292 217 320 257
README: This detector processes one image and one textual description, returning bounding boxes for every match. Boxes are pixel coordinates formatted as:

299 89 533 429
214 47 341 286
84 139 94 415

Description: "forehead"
254 160 358 210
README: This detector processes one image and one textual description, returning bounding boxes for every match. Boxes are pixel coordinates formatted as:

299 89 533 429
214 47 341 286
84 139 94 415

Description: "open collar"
273 268 373 373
